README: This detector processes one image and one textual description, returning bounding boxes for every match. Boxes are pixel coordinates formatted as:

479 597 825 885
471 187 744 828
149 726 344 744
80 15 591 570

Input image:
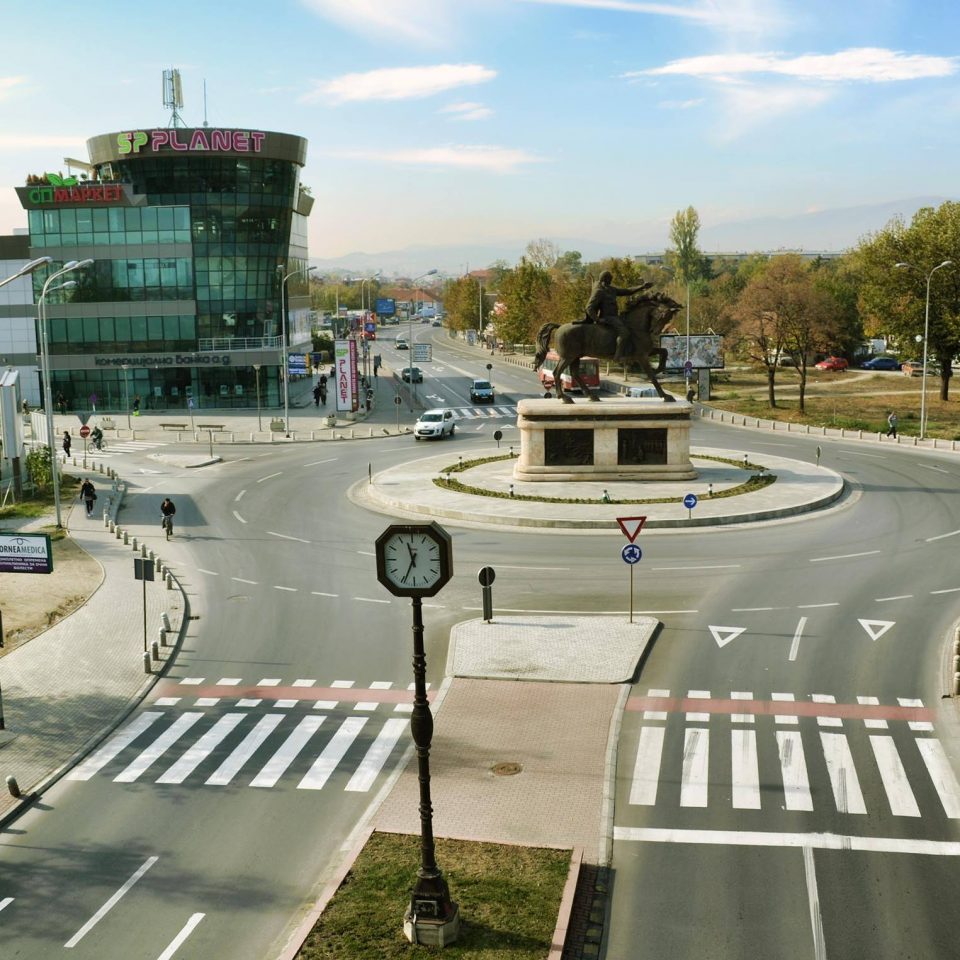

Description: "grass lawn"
708 369 960 439
296 832 572 959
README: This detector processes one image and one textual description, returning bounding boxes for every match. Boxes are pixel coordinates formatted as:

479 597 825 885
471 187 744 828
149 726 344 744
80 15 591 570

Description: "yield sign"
709 625 746 648
617 516 647 542
858 619 895 642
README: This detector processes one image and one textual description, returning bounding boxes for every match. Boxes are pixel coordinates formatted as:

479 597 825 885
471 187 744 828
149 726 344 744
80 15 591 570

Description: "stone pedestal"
514 397 697 481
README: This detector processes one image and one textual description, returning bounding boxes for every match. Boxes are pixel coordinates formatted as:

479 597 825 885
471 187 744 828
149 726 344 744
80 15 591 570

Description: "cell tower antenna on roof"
162 68 185 128
203 79 209 127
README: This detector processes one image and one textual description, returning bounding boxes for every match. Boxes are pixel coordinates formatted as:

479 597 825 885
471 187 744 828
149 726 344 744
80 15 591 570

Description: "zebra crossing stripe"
820 733 867 815
155 714 245 785
680 728 709 807
206 714 284 786
869 735 920 817
777 730 813 811
67 711 165 781
731 729 761 809
629 726 665 805
914 739 960 819
250 716 324 788
298 717 368 790
346 718 408 792
114 713 204 783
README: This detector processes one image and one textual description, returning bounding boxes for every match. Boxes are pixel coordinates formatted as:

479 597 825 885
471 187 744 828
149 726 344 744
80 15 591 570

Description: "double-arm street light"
0 256 52 290
38 258 93 527
278 263 317 437
408 270 437 404
894 259 953 440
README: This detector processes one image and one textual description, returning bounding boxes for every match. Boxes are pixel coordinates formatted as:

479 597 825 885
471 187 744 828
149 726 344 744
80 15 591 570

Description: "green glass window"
130 316 147 341
147 316 164 341
115 316 131 342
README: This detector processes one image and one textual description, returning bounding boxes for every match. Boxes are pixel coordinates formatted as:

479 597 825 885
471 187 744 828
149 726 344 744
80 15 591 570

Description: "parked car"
395 337 409 350
814 356 848 371
469 379 495 403
625 385 659 398
431 319 442 327
414 408 456 440
401 366 423 383
860 356 901 371
902 359 941 376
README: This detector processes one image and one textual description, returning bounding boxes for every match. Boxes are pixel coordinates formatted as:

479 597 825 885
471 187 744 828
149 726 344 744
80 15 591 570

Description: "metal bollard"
98 463 104 474
115 525 122 540
131 537 138 550
143 652 152 674
123 530 129 545
166 572 173 590
148 549 155 562
6 775 21 799
141 544 147 558
103 511 109 528
161 612 172 632
155 557 162 575
160 626 169 647
955 672 960 697
954 655 960 675
109 521 116 533
151 640 160 662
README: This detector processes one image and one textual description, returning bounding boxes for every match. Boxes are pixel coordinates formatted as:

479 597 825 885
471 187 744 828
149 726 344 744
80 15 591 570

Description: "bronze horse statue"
532 292 683 403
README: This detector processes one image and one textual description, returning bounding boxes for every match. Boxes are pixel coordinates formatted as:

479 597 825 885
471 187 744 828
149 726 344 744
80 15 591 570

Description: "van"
469 379 495 403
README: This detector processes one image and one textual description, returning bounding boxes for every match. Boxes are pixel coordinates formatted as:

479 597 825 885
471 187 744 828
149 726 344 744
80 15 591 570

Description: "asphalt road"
1 330 958 959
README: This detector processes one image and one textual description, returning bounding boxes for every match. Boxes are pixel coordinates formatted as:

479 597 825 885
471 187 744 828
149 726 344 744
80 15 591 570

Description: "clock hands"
402 541 418 583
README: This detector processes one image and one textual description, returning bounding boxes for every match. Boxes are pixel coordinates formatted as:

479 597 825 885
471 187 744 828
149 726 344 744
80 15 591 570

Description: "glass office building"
16 126 312 411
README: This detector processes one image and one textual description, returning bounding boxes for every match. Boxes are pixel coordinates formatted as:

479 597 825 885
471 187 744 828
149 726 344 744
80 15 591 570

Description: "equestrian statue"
532 282 683 403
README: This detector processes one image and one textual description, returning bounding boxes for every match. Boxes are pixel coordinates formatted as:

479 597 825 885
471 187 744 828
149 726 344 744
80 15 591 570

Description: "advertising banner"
0 533 53 574
287 353 307 376
334 339 358 412
660 335 724 370
375 298 396 317
412 343 432 363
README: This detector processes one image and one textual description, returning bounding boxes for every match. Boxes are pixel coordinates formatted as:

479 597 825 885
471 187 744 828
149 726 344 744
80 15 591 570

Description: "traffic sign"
478 566 496 587
683 493 698 510
394 396 402 405
616 516 647 542
684 360 694 374
621 544 642 564
79 425 90 438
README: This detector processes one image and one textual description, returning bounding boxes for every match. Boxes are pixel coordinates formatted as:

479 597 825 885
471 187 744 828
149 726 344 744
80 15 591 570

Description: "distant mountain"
310 196 952 278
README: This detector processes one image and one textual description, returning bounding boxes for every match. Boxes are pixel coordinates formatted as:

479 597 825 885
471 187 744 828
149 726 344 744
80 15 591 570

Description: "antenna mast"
162 68 185 128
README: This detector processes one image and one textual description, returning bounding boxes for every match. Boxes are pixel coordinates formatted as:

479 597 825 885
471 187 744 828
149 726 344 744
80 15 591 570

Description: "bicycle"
92 437 106 452
161 514 174 540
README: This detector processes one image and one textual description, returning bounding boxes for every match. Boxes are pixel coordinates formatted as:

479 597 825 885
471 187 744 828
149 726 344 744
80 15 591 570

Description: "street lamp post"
408 270 437 404
278 264 317 437
895 259 953 439
38 258 93 528
253 363 262 432
122 363 130 430
0 256 52 290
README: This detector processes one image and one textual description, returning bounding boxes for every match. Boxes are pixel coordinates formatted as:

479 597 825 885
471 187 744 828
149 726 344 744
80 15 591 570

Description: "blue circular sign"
683 493 698 509
621 544 642 564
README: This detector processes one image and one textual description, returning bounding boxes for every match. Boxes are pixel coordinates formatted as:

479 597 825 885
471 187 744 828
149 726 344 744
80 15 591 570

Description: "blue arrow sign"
683 493 698 509
621 544 642 564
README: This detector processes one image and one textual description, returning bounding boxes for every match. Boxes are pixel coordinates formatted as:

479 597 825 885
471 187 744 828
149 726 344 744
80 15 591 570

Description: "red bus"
538 350 600 393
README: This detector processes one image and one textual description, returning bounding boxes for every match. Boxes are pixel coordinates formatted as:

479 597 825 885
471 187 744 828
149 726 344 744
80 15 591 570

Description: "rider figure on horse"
576 271 653 361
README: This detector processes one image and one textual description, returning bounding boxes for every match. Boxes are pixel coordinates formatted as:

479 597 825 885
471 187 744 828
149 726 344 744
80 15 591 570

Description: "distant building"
0 233 40 406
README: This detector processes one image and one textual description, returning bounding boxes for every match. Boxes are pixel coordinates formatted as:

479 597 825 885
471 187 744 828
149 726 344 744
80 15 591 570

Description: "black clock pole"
407 595 457 931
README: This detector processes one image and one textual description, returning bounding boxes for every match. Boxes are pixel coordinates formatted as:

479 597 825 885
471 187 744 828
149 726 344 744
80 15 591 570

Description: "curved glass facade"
20 127 311 412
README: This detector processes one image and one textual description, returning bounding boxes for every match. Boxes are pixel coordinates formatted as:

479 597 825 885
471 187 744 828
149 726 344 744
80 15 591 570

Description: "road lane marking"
304 458 338 466
267 531 310 543
847 451 885 459
919 464 950 473
777 730 813 810
858 619 895 641
298 717 368 790
64 857 159 948
156 913 205 960
357 550 375 557
652 564 740 571
629 726 665 806
234 490 246 501
820 733 866 814
926 529 960 543
731 729 761 809
870 735 920 817
231 577 258 585
810 550 880 562
232 510 247 524
274 585 297 592
875 595 912 602
680 728 709 807
250 716 324 788
312 591 337 597
731 606 779 612
197 568 219 576
803 847 828 960
114 714 204 783
915 739 960 818
797 602 839 609
354 596 390 604
931 587 960 595
256 472 282 483
612 827 960 855
67 712 165 781
206 715 284 786
788 617 808 661
156 714 245 784
709 626 746 648
346 718 409 792
0 897 14 912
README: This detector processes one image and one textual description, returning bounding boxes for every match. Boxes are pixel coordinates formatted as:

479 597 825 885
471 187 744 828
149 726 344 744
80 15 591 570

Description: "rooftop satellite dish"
162 68 185 128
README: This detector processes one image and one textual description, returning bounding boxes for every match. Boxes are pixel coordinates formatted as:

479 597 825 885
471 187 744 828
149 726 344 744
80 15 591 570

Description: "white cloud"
440 101 494 121
299 0 455 44
325 145 542 172
517 0 785 32
714 84 832 140
0 76 27 101
631 47 958 83
658 98 704 109
302 64 497 104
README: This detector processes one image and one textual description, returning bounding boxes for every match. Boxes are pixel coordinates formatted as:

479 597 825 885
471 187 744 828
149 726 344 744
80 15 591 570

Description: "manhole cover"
491 762 522 777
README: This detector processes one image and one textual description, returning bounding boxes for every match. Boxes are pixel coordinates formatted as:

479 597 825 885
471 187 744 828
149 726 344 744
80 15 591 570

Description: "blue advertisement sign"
288 353 307 376
375 298 396 317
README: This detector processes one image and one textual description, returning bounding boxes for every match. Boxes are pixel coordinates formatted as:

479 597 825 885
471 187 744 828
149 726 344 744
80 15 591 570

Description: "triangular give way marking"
858 619 895 642
709 625 746 648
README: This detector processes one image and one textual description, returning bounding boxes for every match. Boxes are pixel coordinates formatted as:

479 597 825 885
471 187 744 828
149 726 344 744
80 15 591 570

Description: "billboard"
660 335 724 370
376 298 396 317
0 533 53 574
334 339 359 412
287 353 307 376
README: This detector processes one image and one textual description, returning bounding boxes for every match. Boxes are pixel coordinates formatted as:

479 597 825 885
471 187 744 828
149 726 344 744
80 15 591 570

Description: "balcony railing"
198 336 281 351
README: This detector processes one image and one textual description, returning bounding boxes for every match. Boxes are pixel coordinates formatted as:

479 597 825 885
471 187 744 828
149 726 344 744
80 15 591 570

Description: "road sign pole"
629 564 634 624
142 571 147 653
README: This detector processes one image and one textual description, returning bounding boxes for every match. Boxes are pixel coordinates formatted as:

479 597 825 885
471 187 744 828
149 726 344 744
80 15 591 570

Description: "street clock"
375 522 453 598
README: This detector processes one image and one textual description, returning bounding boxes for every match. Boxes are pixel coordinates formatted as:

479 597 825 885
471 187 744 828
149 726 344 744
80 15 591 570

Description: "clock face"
375 523 453 597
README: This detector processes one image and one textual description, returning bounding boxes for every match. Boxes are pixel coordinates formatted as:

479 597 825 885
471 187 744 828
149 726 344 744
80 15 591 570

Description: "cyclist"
160 497 176 539
91 425 105 450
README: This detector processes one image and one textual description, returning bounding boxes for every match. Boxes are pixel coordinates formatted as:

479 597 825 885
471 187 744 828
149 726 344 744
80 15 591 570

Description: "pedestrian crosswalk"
624 690 960 822
451 405 516 421
72 440 168 459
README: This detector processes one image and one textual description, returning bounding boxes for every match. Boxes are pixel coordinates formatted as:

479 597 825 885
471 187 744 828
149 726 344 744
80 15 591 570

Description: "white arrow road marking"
709 625 746 648
858 619 895 641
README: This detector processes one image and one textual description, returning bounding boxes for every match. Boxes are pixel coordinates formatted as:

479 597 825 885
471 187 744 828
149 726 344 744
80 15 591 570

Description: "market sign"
16 182 140 210
0 533 53 574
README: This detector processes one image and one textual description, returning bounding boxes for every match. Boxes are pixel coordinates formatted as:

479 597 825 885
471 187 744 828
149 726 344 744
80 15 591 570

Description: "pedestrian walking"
313 383 322 407
21 398 29 416
133 394 141 416
62 430 72 458
56 392 67 415
79 478 97 516
886 411 898 438
319 383 327 406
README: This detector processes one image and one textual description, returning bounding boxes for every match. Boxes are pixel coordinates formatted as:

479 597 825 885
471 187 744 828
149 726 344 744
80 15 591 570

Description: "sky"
1 0 959 271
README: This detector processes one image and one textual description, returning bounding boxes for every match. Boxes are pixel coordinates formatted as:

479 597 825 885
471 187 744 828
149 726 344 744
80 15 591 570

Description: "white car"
414 408 456 440
395 337 409 350
625 385 660 398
